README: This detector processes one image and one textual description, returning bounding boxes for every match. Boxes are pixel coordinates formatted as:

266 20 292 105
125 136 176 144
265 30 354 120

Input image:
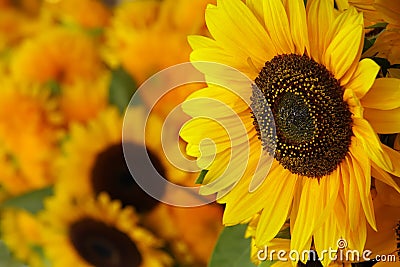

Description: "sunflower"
373 0 400 30
58 106 223 265
180 0 400 265
0 208 46 267
39 193 172 267
59 71 109 125
10 26 104 85
55 107 165 213
365 178 400 266
334 0 384 26
0 77 61 195
43 0 111 29
104 0 214 84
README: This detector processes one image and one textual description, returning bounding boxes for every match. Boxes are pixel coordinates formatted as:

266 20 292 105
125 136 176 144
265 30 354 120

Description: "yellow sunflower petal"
347 211 367 253
349 142 377 230
364 107 400 134
361 78 400 110
381 145 400 177
221 158 277 224
182 86 249 117
255 171 297 246
291 177 337 256
284 0 309 55
246 0 265 27
313 213 339 267
352 118 393 171
324 22 363 80
307 0 334 63
263 0 295 54
371 162 400 193
344 58 380 99
188 35 219 50
205 0 274 66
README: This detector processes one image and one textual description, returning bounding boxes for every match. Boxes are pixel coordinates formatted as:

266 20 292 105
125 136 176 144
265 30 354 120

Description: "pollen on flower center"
251 54 353 178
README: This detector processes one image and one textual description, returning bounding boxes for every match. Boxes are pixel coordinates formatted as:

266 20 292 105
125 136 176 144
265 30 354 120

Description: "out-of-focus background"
0 0 223 266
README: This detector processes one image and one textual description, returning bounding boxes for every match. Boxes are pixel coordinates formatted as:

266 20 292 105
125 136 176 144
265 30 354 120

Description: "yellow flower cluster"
0 0 222 267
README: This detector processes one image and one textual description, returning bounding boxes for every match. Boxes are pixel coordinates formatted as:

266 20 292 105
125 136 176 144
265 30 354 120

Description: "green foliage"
46 80 61 97
0 241 26 267
275 225 291 239
208 224 258 267
370 57 397 77
365 22 388 29
1 186 53 214
109 66 137 113
362 38 375 54
195 170 209 184
259 261 277 267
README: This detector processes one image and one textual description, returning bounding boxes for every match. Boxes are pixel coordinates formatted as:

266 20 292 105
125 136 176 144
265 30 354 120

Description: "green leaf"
1 186 53 214
109 67 137 113
259 261 277 267
208 224 257 267
0 241 26 267
365 22 388 29
45 80 61 97
362 37 375 54
196 169 209 184
275 226 291 239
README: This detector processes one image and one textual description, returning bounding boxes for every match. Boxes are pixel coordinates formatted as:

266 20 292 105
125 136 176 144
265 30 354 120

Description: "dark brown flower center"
69 218 142 267
91 142 166 213
251 54 353 178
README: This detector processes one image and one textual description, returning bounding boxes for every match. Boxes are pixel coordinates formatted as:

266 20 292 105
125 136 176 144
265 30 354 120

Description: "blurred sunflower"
373 0 400 30
180 0 400 265
55 107 165 212
40 193 172 267
57 106 223 265
0 6 34 54
43 0 111 30
0 208 46 267
365 178 400 266
0 77 61 195
11 26 104 85
59 71 109 124
104 0 214 84
334 0 384 26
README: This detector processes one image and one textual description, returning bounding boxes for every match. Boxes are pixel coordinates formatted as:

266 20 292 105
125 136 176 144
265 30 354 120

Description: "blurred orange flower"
11 27 104 85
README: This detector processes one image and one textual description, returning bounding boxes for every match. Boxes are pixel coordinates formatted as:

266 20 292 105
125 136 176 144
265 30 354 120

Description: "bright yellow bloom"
11 27 103 85
0 77 61 195
104 0 214 84
0 208 46 267
180 0 400 265
40 193 172 267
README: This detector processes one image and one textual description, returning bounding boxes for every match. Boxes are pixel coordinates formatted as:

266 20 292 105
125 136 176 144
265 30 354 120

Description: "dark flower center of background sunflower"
69 218 142 267
251 54 353 178
91 142 166 213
